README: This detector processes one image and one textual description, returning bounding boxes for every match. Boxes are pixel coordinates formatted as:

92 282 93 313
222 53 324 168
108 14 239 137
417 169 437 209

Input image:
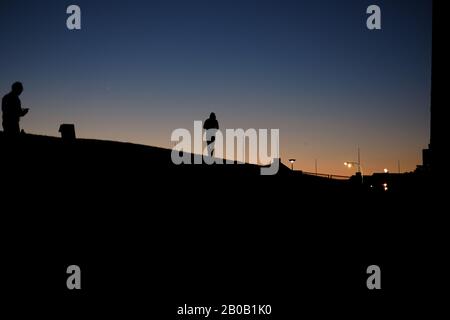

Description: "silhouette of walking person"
2 82 29 137
203 112 219 157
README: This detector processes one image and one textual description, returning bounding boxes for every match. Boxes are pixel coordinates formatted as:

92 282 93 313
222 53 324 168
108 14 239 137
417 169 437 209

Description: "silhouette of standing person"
203 112 219 157
2 82 29 137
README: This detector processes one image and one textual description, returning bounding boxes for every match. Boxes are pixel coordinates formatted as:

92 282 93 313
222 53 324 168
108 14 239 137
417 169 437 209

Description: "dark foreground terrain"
0 132 444 318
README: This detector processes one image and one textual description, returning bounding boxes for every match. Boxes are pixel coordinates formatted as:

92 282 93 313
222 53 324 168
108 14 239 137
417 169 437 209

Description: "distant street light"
384 168 389 173
344 161 358 169
289 159 296 170
344 162 354 168
344 147 363 182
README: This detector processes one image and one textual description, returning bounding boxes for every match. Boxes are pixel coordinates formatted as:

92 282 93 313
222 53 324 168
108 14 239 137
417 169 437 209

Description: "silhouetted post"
344 147 363 184
59 124 76 142
289 159 296 170
357 147 361 174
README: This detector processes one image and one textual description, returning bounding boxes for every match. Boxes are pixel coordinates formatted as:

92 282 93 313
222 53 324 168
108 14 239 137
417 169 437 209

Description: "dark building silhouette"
421 0 445 174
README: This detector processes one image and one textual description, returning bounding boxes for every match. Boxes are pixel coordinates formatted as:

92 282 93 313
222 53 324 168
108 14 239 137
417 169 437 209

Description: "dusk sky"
0 0 432 175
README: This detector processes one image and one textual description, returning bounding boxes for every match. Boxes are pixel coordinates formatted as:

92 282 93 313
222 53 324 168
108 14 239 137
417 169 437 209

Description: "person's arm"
1 97 5 114
20 108 29 117
16 97 28 117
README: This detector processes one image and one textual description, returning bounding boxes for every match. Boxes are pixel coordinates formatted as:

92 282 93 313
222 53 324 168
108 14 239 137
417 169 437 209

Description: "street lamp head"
288 158 296 171
344 161 353 168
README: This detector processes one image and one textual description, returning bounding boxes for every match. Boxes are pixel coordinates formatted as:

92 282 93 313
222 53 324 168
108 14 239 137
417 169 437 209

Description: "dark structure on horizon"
421 0 444 175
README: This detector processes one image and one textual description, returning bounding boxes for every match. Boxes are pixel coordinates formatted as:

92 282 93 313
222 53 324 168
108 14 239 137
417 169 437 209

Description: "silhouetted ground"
0 131 443 317
0 132 357 188
0 131 433 193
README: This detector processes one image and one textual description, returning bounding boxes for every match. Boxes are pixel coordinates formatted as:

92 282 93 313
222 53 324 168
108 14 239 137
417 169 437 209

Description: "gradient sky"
0 0 432 175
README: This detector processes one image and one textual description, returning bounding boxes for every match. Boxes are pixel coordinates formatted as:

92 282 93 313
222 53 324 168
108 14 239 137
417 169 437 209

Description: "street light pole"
357 147 361 173
289 159 296 171
344 147 364 183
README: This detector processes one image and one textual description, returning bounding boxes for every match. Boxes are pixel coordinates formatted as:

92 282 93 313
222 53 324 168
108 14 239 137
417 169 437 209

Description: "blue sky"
0 0 432 174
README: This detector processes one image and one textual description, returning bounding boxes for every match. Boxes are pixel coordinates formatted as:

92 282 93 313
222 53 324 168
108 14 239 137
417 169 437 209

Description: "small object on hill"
59 124 76 142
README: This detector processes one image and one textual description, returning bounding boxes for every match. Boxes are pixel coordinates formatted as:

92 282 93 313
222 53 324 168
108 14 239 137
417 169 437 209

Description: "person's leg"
206 141 213 157
3 120 20 137
206 136 216 157
210 135 215 157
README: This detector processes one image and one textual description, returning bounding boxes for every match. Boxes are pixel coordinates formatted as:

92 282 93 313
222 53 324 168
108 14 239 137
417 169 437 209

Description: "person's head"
11 82 23 96
209 112 216 120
